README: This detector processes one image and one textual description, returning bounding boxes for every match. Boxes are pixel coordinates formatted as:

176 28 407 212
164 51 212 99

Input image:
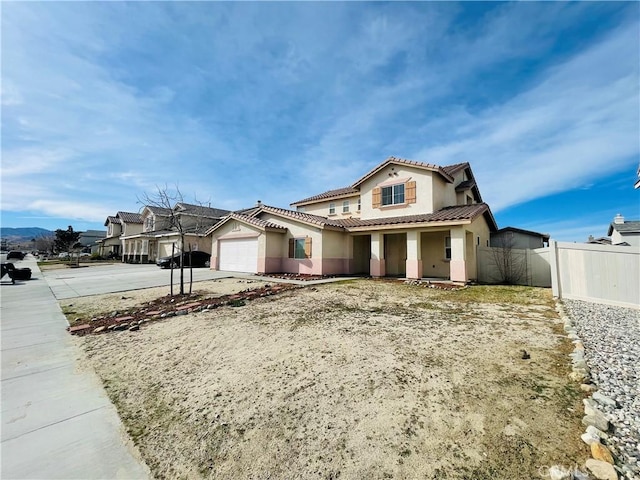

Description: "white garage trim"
219 238 258 273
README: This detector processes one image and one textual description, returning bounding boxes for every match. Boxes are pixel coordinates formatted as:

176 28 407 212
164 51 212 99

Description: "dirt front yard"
74 280 588 479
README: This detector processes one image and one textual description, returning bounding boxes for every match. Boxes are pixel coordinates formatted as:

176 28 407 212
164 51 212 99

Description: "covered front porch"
122 236 157 264
363 227 478 283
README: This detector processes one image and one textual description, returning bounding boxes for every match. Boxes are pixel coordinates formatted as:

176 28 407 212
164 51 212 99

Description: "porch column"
450 227 468 283
406 231 422 280
370 233 385 277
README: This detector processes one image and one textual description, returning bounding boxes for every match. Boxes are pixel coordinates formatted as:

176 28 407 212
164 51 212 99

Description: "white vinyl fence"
477 246 551 287
549 240 640 309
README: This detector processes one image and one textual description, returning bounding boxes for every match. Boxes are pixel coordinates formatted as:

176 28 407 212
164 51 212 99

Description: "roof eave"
351 157 453 188
291 191 360 207
345 219 474 233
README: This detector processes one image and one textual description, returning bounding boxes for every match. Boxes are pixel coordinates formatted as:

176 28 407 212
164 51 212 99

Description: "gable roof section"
494 227 550 241
291 156 462 207
608 220 640 236
206 212 288 235
116 211 143 224
291 187 360 206
145 206 172 216
337 204 498 232
174 202 231 218
104 215 121 226
351 156 455 188
441 162 469 177
259 205 346 230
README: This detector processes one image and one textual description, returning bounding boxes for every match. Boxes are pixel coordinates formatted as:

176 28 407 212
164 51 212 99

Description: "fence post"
549 240 561 298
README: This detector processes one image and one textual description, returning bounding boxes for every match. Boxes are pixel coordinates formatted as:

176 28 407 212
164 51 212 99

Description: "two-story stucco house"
97 211 143 259
208 157 498 282
121 203 230 263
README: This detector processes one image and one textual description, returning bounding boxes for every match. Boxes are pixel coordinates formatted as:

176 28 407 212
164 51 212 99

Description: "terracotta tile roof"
455 179 476 191
228 213 287 230
260 205 346 229
351 156 455 187
292 156 464 206
234 206 262 217
291 187 360 206
116 211 143 224
442 162 469 177
336 204 496 230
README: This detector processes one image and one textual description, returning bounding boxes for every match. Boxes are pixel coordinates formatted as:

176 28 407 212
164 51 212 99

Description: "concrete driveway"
41 263 232 299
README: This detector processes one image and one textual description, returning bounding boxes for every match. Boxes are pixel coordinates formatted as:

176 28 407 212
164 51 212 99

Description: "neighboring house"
96 212 143 258
121 203 230 263
607 214 640 247
490 227 550 249
208 157 498 282
78 230 106 254
587 236 612 245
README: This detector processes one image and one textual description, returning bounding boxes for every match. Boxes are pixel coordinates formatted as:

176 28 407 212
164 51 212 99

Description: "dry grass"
75 280 588 479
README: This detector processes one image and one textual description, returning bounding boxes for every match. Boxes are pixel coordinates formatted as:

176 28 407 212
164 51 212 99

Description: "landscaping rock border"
66 283 300 336
556 300 640 480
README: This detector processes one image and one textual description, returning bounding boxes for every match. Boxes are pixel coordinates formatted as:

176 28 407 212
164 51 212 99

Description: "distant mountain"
0 227 54 241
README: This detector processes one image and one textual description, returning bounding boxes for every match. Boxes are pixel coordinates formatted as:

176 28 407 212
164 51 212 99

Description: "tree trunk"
170 243 174 297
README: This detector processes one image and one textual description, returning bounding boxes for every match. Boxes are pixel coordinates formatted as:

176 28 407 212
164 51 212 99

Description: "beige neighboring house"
607 214 640 247
97 211 143 259
121 203 230 263
208 157 498 282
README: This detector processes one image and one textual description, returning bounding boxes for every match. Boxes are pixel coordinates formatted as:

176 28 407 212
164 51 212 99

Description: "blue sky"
1 2 638 241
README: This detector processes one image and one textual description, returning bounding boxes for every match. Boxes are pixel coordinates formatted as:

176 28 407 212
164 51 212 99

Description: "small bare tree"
489 234 528 285
139 185 190 296
34 234 55 255
138 186 209 297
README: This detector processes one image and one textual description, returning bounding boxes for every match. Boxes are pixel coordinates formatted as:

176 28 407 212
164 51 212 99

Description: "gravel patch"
563 299 640 480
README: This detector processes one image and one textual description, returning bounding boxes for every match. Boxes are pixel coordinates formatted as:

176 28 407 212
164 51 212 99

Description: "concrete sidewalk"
1 257 150 479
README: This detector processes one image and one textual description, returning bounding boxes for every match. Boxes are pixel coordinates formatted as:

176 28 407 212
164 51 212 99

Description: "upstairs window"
342 200 350 213
329 203 336 215
373 181 415 208
382 184 405 206
357 198 361 211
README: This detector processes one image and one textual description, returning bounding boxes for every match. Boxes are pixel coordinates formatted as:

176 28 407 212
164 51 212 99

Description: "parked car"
7 251 26 260
156 251 211 269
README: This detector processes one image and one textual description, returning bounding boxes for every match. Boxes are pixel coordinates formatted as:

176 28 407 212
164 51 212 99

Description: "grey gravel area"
563 299 640 480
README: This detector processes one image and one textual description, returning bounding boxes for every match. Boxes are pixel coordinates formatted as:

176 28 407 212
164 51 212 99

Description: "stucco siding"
360 166 435 220
297 195 360 218
211 221 263 271
421 231 450 278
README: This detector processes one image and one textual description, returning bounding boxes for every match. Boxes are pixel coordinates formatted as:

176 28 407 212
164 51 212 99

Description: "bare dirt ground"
73 280 588 480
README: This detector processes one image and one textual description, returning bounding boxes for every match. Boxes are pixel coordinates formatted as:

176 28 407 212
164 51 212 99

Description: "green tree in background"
54 226 81 258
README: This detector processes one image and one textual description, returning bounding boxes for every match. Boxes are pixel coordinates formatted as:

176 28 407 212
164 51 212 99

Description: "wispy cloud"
1 2 637 236
413 20 639 211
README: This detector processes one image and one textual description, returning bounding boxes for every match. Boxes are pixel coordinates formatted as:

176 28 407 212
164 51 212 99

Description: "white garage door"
219 238 258 273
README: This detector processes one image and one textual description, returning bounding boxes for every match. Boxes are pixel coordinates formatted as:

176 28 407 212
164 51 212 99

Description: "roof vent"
614 213 624 224
256 200 262 207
